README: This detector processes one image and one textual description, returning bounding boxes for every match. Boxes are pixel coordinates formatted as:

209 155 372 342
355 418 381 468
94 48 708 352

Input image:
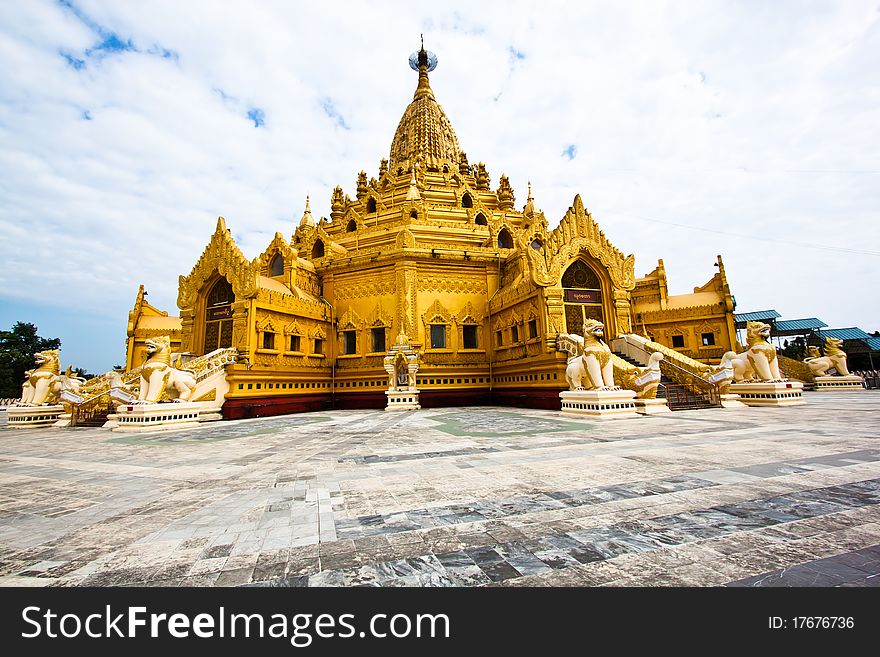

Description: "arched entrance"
561 260 605 334
204 277 234 354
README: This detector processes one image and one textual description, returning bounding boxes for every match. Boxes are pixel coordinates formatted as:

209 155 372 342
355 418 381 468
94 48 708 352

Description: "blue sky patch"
60 50 85 70
508 46 526 61
86 33 135 57
81 110 92 120
247 108 265 128
562 144 577 160
58 0 175 64
148 45 179 61
321 98 350 130
214 88 236 102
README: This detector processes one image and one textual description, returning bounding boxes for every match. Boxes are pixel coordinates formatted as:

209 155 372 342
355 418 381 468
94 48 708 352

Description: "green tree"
0 322 61 399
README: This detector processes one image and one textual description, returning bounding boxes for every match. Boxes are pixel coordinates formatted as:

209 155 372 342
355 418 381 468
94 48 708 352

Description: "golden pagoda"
125 43 738 418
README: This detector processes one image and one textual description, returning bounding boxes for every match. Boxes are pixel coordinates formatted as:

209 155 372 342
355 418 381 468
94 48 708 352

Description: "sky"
1 0 878 373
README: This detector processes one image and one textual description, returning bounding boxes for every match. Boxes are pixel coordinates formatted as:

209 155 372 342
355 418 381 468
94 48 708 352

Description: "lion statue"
617 352 664 399
805 337 851 377
557 319 619 390
138 336 197 403
18 350 63 406
730 321 785 383
704 350 737 394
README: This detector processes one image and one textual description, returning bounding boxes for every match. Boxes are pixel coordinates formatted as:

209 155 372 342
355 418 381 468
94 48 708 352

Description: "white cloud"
0 0 878 371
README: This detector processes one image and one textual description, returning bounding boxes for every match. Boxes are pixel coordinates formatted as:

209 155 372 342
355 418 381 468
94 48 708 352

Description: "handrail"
75 370 142 407
617 335 718 389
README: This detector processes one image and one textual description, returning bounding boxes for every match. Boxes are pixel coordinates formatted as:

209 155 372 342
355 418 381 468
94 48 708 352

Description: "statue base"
560 389 638 419
53 413 73 428
719 393 747 408
634 398 670 415
111 402 202 432
6 404 65 428
385 389 420 411
813 376 864 391
728 381 805 407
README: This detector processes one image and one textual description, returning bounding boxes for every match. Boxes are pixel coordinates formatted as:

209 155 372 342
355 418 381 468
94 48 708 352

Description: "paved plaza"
1 392 879 587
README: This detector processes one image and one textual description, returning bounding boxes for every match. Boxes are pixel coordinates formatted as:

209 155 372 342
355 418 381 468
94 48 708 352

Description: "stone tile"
1 395 878 588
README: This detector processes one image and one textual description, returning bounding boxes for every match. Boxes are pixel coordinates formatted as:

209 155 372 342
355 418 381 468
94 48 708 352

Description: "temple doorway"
204 277 234 354
562 260 605 334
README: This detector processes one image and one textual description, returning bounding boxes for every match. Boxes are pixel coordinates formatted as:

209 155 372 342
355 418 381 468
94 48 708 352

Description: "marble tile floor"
0 392 878 587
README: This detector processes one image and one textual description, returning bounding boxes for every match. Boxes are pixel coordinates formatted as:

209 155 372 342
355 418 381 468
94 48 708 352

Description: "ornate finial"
406 168 421 201
299 194 315 227
409 38 437 101
523 180 535 215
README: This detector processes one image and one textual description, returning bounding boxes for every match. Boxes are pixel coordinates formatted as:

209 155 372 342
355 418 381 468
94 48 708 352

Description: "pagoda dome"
388 43 462 170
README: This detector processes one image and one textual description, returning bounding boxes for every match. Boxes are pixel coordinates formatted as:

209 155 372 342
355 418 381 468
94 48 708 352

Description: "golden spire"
523 181 535 215
413 36 435 101
299 195 314 227
389 40 462 169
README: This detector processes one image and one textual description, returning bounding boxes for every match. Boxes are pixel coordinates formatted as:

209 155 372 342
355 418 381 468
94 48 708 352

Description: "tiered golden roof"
388 45 461 169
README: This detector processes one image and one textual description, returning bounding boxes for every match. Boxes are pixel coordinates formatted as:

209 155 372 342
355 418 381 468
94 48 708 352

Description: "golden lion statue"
19 350 63 406
805 337 851 377
557 319 619 390
731 321 785 383
138 336 197 403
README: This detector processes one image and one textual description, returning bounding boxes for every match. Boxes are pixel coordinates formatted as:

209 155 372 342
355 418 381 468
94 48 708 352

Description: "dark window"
262 332 275 350
430 324 446 349
462 325 478 349
344 330 357 354
496 330 503 346
475 213 487 225
269 254 284 277
346 219 357 232
497 228 513 249
702 332 715 346
367 197 377 213
410 210 418 219
207 277 234 306
371 327 385 353
530 239 542 250
562 260 601 289
511 325 519 342
672 335 685 348
289 335 301 352
312 240 324 259
313 338 324 354
461 192 473 208
528 319 538 339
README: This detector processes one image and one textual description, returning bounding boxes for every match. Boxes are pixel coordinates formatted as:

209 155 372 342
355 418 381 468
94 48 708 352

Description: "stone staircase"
612 335 721 410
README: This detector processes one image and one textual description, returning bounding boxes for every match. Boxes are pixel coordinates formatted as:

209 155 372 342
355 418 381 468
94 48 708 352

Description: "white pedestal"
728 381 805 407
53 413 73 428
560 389 638 419
385 389 421 411
634 397 671 415
719 393 747 408
813 376 864 391
6 404 65 428
112 402 202 432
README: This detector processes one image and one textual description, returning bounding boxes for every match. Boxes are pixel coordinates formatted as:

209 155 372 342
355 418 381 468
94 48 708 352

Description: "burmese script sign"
564 289 601 304
208 306 234 320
